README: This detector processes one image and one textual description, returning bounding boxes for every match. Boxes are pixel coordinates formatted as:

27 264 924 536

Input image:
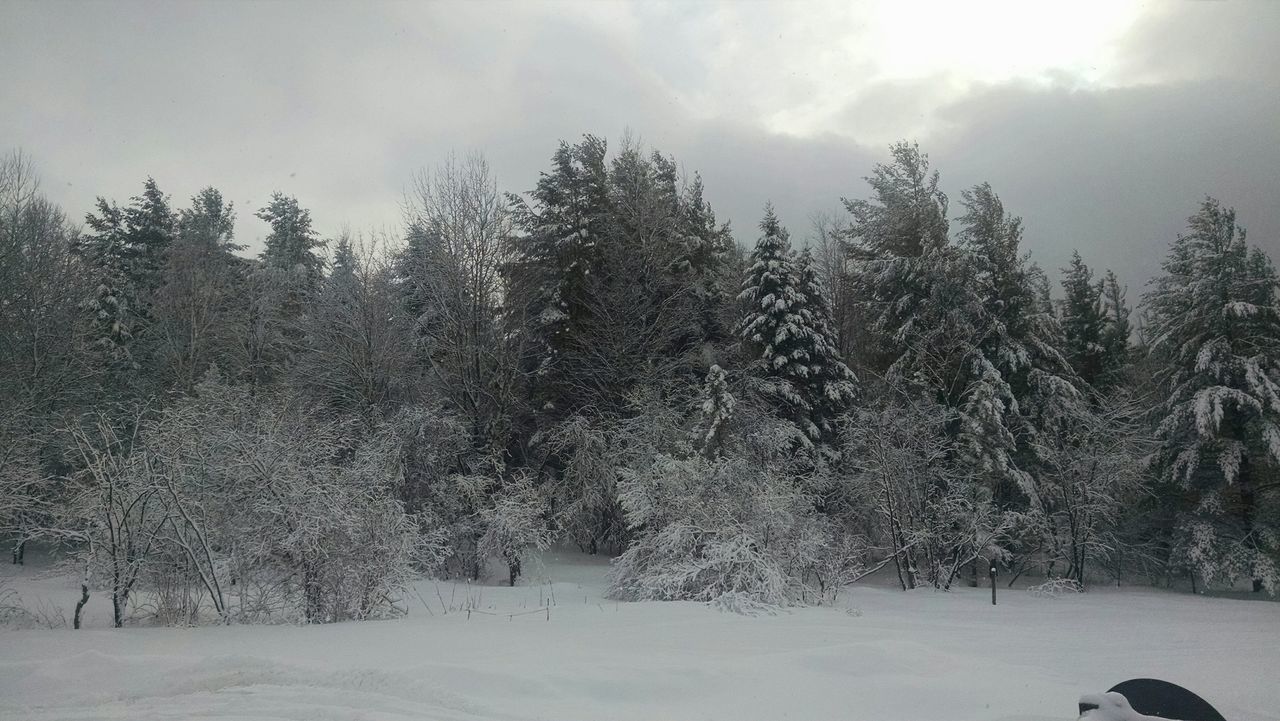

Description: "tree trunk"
11 538 23 565
73 583 90 629
1239 466 1263 593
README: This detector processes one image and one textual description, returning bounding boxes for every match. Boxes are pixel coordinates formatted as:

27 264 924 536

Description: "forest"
2 135 1278 628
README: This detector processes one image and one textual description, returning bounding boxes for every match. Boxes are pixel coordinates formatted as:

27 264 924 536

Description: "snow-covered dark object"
1078 679 1225 721
1078 691 1162 721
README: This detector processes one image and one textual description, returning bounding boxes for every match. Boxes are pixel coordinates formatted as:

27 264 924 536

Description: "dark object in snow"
1077 678 1225 721
989 564 996 605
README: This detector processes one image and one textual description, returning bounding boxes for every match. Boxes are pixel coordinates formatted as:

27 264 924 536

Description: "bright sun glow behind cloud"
752 0 1146 140
869 0 1145 85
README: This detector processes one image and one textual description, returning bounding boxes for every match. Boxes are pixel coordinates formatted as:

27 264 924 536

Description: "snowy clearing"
1 550 1277 721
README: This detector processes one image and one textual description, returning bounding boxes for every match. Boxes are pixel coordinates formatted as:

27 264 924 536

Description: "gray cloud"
1 0 1276 295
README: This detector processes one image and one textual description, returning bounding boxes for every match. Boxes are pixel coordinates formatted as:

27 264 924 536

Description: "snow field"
2 550 1277 721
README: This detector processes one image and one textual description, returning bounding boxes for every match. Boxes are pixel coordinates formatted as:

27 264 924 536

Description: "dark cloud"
927 77 1280 293
1 0 1275 295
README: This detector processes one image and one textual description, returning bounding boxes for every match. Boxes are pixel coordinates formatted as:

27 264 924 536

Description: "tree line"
1 135 1277 626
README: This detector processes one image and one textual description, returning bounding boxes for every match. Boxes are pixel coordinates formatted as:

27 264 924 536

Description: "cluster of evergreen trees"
2 135 1277 624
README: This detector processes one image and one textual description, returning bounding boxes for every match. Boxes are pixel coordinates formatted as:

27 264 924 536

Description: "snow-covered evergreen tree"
327 236 358 293
794 248 858 441
151 187 244 391
1144 197 1280 592
1060 252 1132 392
671 173 736 347
80 199 138 371
256 192 325 292
735 207 818 442
507 135 611 416
124 177 176 295
956 183 1080 501
80 178 177 382
1098 268 1133 387
694 364 735 458
841 141 950 374
1060 250 1106 387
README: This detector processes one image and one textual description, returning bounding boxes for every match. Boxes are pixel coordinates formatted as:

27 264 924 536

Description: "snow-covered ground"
2 549 1277 721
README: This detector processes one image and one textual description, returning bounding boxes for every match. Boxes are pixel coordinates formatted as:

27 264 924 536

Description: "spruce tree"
80 178 177 381
1145 197 1280 592
178 187 239 254
507 136 610 416
673 174 735 346
1098 269 1132 386
794 248 858 441
1059 250 1106 387
328 236 358 292
256 192 325 292
737 207 853 444
124 177 176 295
80 199 138 372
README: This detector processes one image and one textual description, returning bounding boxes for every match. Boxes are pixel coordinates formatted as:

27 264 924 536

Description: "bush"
608 402 862 609
53 373 448 625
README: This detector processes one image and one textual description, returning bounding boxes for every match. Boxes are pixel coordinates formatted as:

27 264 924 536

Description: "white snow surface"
2 549 1277 721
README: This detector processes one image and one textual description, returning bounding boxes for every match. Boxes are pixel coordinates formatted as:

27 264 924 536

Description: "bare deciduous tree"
404 153 521 448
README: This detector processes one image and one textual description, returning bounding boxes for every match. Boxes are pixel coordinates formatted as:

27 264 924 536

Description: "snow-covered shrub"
1027 577 1084 598
478 473 552 586
604 375 862 608
384 405 511 581
540 414 629 555
609 450 852 608
111 373 443 624
141 551 204 626
842 395 1016 590
53 408 169 628
1172 515 1280 594
0 409 43 564
1030 394 1153 587
0 577 20 625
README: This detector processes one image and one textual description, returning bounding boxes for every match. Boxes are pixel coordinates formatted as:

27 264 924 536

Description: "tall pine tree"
794 247 858 442
841 142 950 376
1059 250 1106 388
256 192 325 292
1145 197 1280 592
79 178 177 386
1098 268 1132 387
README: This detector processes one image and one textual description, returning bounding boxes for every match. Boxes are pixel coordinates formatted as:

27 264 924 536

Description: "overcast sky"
2 0 1277 293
